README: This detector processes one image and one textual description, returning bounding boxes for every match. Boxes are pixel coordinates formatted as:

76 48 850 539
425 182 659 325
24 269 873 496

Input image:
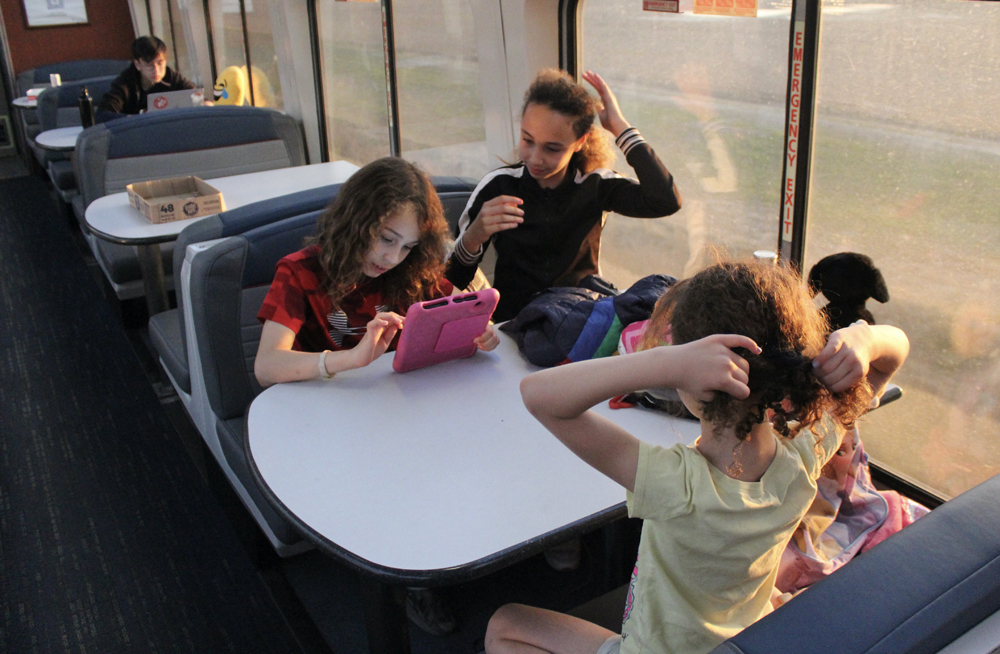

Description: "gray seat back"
37 76 117 132
35 76 117 170
71 105 306 294
710 472 1000 654
187 213 321 549
16 59 129 96
191 213 321 420
16 60 128 139
74 104 306 216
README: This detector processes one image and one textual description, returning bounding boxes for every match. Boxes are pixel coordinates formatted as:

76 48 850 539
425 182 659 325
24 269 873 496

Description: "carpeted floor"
0 175 305 653
0 154 29 180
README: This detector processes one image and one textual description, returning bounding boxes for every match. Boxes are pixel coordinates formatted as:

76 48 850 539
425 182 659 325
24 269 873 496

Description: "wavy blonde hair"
309 157 450 312
520 68 617 173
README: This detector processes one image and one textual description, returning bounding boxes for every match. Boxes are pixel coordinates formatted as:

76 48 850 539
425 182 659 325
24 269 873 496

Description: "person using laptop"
97 36 202 120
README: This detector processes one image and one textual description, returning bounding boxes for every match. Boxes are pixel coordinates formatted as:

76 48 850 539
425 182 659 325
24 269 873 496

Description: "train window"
393 0 489 179
315 0 392 165
581 0 791 285
206 0 281 108
242 0 283 110
207 0 249 90
147 0 195 81
805 0 1000 499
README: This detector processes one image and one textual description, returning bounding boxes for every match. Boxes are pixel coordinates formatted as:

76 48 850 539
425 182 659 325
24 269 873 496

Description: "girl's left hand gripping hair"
813 321 872 393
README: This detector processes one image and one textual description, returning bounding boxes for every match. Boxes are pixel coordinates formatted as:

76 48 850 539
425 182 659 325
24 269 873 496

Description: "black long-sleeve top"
446 128 681 322
97 65 195 118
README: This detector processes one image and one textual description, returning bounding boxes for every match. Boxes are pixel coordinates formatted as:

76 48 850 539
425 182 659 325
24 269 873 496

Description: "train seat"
15 59 129 145
72 105 306 301
710 471 1000 654
188 213 321 554
178 181 475 554
149 181 345 439
34 76 116 199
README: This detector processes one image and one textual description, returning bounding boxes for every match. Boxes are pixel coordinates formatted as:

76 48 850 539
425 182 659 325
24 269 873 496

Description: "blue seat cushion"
711 473 1000 654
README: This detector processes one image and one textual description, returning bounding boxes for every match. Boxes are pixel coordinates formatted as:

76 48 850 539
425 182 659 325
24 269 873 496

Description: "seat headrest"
241 211 323 287
104 106 288 159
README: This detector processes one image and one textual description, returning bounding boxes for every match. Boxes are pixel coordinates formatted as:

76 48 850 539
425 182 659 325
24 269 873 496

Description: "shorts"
596 635 622 654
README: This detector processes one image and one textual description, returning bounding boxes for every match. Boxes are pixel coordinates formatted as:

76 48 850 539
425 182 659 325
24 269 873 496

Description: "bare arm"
520 335 758 492
254 314 403 387
812 322 910 398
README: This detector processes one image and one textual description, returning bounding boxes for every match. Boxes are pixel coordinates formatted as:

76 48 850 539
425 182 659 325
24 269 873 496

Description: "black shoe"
405 587 457 636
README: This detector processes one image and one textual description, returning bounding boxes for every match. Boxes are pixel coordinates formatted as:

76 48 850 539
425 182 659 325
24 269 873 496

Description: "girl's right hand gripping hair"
672 334 760 403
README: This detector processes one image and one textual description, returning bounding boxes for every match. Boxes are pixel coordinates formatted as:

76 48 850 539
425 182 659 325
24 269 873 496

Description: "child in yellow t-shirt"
486 260 909 654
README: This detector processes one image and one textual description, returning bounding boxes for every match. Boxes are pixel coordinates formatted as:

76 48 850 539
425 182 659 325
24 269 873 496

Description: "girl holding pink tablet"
254 157 498 387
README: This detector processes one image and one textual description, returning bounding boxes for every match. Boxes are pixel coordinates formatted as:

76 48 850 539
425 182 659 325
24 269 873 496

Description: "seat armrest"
710 473 1000 654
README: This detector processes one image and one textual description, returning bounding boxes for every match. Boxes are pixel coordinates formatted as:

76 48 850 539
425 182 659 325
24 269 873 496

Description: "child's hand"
349 312 405 369
672 334 760 403
464 195 523 252
813 321 872 393
582 70 631 138
474 324 500 352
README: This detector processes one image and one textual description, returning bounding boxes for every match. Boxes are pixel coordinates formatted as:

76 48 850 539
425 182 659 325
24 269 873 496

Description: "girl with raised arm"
447 69 682 322
486 260 909 654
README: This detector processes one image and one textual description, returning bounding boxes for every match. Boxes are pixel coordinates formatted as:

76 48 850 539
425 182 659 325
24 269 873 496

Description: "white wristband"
318 350 335 380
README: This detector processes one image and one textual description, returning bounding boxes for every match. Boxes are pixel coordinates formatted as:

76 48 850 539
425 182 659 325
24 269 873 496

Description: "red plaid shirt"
257 245 452 352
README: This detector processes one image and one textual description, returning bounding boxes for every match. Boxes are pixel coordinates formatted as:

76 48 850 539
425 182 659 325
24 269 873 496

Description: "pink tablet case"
392 288 500 373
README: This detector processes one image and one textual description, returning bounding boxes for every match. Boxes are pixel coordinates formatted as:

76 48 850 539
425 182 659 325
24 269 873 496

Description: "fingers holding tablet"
475 324 500 352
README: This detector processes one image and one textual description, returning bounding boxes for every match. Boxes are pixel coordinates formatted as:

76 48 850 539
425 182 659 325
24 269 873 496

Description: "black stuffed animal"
807 252 889 332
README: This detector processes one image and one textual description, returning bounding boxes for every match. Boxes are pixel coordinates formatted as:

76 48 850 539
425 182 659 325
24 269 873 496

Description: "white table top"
34 125 83 150
247 333 700 576
13 96 37 108
85 160 360 244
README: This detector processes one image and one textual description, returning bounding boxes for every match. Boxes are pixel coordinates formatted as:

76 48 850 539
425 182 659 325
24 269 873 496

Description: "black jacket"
446 128 681 322
97 65 195 118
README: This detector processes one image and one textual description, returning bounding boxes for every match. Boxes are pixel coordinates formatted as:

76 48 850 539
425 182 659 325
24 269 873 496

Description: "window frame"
567 0 948 506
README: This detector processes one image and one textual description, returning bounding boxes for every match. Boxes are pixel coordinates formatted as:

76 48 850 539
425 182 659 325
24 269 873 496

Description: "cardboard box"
127 176 226 224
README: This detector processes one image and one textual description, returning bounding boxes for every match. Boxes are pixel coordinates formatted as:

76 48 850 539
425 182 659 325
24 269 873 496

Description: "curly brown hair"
521 68 617 173
309 157 450 312
640 261 873 442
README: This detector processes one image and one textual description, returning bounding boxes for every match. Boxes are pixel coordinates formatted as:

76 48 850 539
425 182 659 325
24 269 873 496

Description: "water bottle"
79 86 94 128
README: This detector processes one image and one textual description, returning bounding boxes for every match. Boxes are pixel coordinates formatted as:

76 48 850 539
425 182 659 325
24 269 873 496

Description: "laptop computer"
146 88 204 112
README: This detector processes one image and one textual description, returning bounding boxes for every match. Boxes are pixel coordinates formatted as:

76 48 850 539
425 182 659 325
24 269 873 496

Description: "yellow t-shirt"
621 416 841 654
